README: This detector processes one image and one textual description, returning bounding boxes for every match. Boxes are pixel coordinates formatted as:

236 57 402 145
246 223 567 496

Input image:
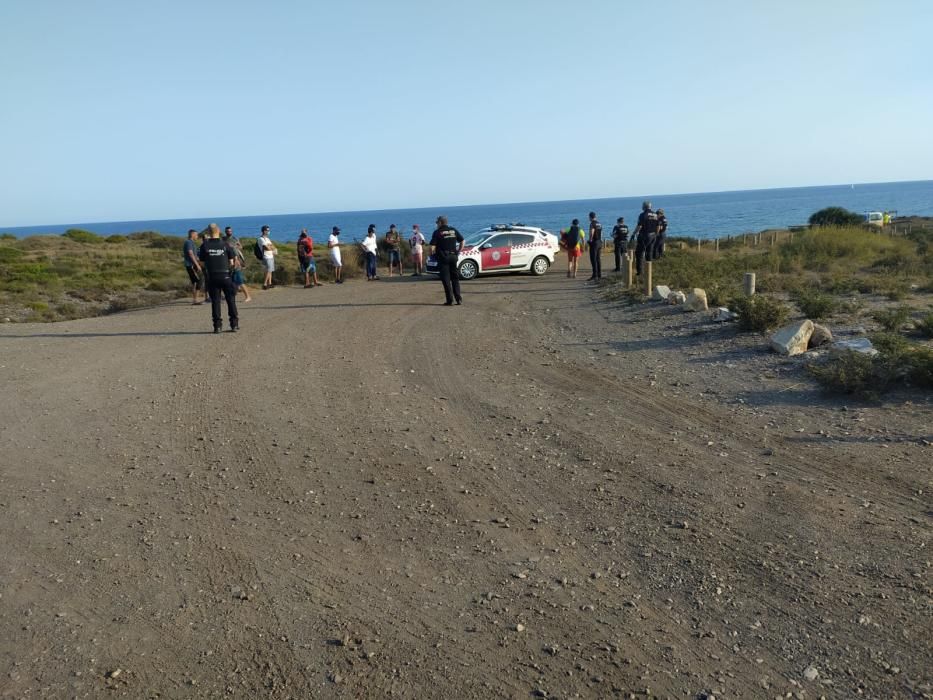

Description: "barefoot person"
183 229 204 304
257 225 277 289
224 226 251 302
328 226 343 284
360 224 379 280
563 219 585 278
409 224 426 275
198 223 239 333
429 215 463 306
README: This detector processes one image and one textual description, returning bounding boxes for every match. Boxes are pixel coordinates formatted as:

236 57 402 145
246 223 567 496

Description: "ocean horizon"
4 179 932 243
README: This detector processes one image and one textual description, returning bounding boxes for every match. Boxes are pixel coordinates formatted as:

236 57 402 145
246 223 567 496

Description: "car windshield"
464 232 491 248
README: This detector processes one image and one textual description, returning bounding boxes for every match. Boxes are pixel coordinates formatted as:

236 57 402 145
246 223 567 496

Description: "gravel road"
1 261 930 698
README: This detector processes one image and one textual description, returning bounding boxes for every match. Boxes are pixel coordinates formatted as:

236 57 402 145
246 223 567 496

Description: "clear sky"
1 0 930 227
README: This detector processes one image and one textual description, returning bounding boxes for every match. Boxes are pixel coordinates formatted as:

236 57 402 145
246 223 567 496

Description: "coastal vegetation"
807 206 865 227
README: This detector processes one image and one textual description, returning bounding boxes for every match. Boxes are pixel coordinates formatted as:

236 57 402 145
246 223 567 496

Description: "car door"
507 233 535 269
479 234 511 271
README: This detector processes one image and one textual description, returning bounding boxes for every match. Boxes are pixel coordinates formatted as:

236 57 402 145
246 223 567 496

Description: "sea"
4 180 932 243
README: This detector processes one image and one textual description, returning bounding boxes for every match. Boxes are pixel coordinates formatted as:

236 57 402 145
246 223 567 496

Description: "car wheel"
530 256 550 276
458 259 478 280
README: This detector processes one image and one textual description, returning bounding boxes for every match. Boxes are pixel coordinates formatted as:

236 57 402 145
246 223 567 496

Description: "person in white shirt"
359 224 379 280
409 224 426 276
328 226 343 284
257 225 277 290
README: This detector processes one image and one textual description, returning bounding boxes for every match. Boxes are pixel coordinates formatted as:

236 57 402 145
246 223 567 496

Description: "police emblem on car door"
480 234 511 270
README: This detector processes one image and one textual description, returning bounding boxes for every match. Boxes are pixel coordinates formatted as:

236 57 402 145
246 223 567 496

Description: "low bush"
792 288 838 319
106 235 128 244
872 306 911 332
916 313 933 338
808 207 864 227
63 228 102 244
730 294 790 332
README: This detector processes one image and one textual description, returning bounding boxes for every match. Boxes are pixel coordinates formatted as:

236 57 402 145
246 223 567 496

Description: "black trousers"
613 240 628 271
652 233 666 260
588 240 603 279
207 277 239 328
634 236 654 275
437 255 462 304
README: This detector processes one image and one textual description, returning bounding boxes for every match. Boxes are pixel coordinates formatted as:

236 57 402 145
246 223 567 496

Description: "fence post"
697 239 701 251
624 253 634 289
644 261 653 296
715 238 720 252
743 272 756 296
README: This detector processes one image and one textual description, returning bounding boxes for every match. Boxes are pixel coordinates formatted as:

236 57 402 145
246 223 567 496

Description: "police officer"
587 211 603 281
198 222 239 333
429 215 464 306
653 208 668 260
611 216 629 272
632 200 659 276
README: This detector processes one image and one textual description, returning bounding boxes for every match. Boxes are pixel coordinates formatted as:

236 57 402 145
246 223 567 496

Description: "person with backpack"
198 223 239 333
563 219 585 278
256 225 277 289
632 201 660 276
611 217 630 272
297 229 320 288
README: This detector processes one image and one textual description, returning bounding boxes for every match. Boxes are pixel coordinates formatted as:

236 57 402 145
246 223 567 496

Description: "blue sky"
1 0 930 227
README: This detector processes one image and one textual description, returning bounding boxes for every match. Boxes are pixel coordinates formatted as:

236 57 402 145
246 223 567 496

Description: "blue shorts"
388 249 401 264
300 258 316 273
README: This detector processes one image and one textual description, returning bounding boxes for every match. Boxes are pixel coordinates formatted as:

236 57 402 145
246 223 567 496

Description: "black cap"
332 226 340 234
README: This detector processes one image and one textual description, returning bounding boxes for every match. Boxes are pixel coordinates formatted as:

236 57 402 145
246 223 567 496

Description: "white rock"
668 291 687 305
683 288 708 312
803 665 819 682
712 307 735 322
832 338 878 356
652 285 671 300
770 320 815 356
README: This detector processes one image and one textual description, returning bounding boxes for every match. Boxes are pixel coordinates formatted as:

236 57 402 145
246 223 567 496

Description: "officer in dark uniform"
632 201 659 276
653 208 668 260
429 215 464 306
611 217 629 272
587 211 603 281
198 222 239 333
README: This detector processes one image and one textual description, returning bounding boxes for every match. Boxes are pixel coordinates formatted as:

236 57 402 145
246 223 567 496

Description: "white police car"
426 224 559 280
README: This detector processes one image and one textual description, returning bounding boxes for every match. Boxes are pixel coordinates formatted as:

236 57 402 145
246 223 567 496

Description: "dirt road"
0 262 930 698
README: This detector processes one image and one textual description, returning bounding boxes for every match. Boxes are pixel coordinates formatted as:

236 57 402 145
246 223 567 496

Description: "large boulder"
832 338 878 356
668 291 687 305
683 288 708 312
770 320 815 356
809 323 833 348
652 285 672 301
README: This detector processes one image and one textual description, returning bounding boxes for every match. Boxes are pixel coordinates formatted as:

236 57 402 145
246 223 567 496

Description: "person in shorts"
224 226 251 302
297 230 321 288
409 224 426 275
183 229 204 304
257 225 277 289
328 226 343 284
563 219 585 278
384 224 403 277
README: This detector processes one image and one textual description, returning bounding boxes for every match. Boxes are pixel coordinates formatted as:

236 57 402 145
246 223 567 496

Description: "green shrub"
808 207 864 227
730 294 790 332
0 233 16 241
872 306 911 332
0 246 25 263
62 228 102 244
792 288 838 319
106 235 128 244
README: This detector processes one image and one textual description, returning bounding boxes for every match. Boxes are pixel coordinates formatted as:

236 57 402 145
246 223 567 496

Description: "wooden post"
770 232 776 246
624 253 634 289
743 234 748 246
715 238 720 252
697 239 701 251
743 272 756 296
644 261 653 296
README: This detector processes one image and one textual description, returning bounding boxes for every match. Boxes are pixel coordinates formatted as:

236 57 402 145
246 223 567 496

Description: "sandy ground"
0 258 930 699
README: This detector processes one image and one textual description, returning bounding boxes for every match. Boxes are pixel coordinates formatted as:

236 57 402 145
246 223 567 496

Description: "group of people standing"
562 202 668 280
183 217 467 331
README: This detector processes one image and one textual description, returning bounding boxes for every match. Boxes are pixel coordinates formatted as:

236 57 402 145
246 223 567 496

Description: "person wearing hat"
328 226 343 284
429 215 464 305
198 223 239 333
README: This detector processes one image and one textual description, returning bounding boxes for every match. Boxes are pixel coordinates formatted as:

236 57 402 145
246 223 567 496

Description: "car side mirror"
480 243 492 250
